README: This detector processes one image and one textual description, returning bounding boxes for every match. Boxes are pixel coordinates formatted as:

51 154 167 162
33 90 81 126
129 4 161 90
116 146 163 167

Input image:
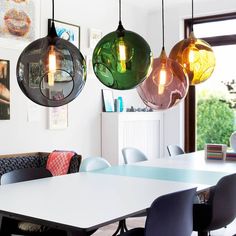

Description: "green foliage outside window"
197 97 235 150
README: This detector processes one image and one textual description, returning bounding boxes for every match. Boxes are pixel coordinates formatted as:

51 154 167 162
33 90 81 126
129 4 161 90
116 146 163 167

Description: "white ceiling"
126 0 214 12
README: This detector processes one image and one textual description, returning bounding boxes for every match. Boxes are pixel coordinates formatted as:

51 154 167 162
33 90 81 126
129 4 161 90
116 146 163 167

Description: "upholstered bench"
0 152 82 178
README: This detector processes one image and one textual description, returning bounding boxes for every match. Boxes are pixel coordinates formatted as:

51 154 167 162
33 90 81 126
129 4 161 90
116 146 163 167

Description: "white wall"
146 0 236 156
2 0 236 158
0 0 148 156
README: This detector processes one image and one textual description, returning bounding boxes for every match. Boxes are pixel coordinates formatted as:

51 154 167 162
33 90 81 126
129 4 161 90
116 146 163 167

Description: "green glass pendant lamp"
16 0 86 107
137 0 189 110
169 0 215 85
92 0 153 90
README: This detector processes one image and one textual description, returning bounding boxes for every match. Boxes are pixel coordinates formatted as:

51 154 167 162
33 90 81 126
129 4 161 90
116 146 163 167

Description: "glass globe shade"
169 32 215 85
92 29 153 90
17 36 86 107
137 49 189 110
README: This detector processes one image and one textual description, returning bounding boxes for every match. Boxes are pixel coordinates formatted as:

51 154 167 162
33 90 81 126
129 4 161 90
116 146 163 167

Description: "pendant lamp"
16 0 86 107
169 0 215 85
92 0 153 90
137 0 189 110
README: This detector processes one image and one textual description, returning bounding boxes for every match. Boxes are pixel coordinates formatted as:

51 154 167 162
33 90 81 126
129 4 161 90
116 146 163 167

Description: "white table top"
133 151 236 173
0 171 208 232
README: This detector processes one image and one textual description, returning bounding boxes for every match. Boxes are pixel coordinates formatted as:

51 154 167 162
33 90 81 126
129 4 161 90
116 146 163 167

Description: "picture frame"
48 19 80 49
0 0 41 49
102 89 114 112
89 28 102 49
0 59 10 120
48 105 68 130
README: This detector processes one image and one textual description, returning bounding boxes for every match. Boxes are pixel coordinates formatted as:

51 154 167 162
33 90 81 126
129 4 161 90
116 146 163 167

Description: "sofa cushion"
0 156 42 178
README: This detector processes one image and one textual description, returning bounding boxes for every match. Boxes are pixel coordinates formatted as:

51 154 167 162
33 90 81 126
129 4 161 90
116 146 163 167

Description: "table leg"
112 219 128 236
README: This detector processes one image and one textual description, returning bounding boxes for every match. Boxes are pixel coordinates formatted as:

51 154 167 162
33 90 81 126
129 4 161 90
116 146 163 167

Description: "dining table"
0 150 235 235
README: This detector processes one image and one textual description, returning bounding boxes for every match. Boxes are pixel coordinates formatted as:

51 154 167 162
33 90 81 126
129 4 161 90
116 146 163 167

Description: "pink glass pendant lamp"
169 0 215 85
137 0 189 110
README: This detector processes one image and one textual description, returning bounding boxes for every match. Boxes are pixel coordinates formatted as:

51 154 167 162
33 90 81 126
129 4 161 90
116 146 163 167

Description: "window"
184 12 236 152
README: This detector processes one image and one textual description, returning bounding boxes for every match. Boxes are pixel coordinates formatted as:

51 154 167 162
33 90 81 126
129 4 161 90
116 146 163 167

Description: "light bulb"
182 43 200 72
48 45 56 86
152 50 173 95
117 38 127 73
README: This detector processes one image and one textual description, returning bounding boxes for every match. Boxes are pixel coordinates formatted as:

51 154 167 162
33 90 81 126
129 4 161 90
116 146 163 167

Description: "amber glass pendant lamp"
169 0 215 85
92 0 153 90
137 0 189 110
16 0 86 107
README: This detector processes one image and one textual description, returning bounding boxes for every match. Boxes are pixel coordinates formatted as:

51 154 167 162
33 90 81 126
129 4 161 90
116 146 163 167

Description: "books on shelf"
226 151 236 161
205 144 227 160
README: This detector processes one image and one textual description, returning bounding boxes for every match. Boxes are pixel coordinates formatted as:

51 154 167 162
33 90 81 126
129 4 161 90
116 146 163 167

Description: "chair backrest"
79 157 111 172
0 167 52 185
122 147 148 164
167 145 185 157
210 173 236 230
145 188 196 236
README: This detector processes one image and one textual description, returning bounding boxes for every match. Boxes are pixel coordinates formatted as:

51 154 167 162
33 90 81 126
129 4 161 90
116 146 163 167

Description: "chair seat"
119 227 144 236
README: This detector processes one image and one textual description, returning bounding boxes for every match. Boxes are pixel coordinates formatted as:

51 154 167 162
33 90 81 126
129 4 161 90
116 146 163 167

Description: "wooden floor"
94 217 236 236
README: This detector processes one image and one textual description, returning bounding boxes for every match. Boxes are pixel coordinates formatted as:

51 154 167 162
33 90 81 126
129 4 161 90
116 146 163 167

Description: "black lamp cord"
48 0 57 37
117 0 124 33
52 0 55 22
191 0 194 32
119 0 121 24
161 0 165 50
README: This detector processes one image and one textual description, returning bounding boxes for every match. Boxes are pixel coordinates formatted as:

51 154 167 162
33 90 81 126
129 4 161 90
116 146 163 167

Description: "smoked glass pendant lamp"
137 0 189 110
169 0 215 85
16 0 86 107
92 0 153 90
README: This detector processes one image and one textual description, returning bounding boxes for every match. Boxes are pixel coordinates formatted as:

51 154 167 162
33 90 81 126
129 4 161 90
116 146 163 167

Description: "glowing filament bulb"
153 58 173 95
118 39 127 73
157 64 167 95
189 48 196 63
48 45 56 86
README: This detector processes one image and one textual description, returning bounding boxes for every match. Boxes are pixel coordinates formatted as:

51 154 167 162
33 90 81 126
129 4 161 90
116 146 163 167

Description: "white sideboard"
101 112 164 165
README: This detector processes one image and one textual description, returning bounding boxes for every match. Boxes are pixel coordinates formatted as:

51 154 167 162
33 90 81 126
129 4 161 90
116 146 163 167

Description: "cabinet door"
120 119 162 161
102 112 164 165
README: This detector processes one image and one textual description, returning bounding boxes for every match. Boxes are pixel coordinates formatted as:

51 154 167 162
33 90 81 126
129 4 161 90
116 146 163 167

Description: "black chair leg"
112 219 128 236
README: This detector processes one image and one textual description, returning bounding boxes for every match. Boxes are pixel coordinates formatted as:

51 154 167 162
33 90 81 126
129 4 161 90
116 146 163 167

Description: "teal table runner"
96 165 229 185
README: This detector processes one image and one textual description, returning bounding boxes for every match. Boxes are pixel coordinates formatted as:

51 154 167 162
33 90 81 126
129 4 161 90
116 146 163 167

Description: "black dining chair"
193 173 236 236
0 167 66 236
0 167 52 185
118 188 196 236
167 145 185 157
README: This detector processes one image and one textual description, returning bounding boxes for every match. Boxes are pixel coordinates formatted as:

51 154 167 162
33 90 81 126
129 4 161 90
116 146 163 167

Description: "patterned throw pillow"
46 151 75 176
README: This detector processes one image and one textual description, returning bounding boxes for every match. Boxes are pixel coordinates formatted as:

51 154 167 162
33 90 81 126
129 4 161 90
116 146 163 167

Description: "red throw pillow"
46 151 75 176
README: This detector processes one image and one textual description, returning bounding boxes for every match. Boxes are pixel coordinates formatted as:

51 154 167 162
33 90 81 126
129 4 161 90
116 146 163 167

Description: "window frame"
184 12 236 152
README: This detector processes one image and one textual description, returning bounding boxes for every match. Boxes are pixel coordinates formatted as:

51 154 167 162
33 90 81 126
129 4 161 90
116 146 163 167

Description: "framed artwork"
89 28 102 49
48 105 68 130
0 0 41 49
102 89 114 112
48 19 80 49
0 59 10 120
